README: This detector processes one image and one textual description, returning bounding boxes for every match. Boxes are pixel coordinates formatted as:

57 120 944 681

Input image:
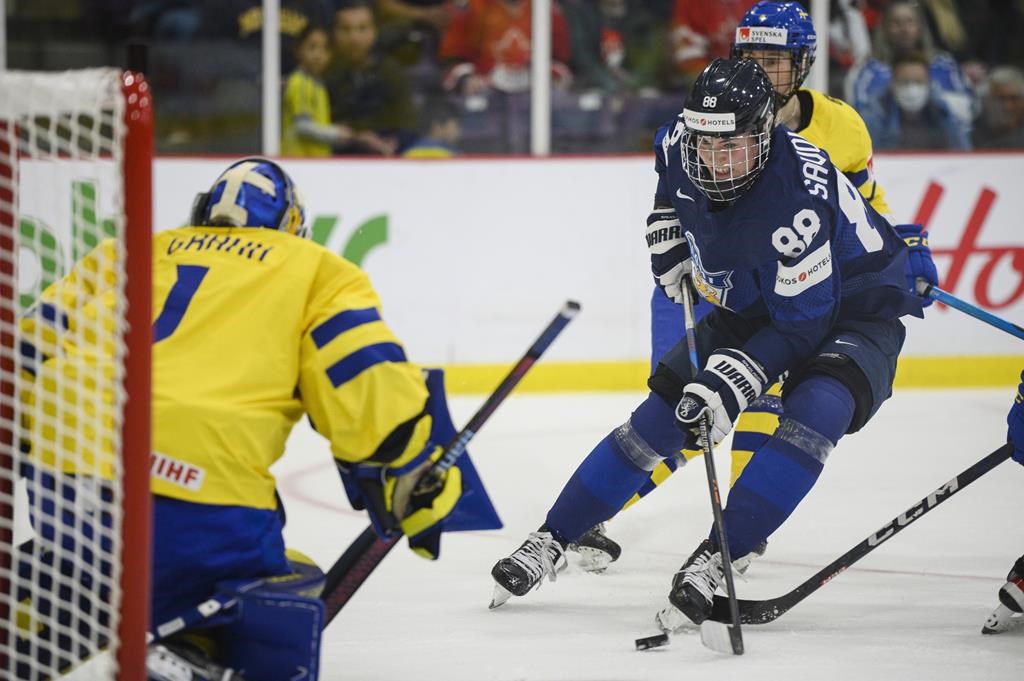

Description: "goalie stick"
321 300 581 625
708 442 1015 625
679 283 744 656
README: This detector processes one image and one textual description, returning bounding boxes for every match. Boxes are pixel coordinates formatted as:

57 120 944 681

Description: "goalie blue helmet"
682 58 776 205
191 157 308 238
732 1 817 106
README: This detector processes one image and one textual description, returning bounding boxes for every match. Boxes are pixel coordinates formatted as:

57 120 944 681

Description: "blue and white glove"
1007 370 1024 466
894 223 939 306
647 206 694 304
674 349 768 447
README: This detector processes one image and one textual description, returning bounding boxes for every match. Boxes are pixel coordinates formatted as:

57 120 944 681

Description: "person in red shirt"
439 0 572 94
671 0 758 85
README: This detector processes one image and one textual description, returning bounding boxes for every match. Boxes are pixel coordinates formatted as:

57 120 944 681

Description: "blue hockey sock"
546 393 684 543
718 375 854 558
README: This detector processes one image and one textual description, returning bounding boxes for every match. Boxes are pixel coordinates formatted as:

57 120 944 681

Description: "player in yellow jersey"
568 1 938 574
18 158 488 680
282 24 354 157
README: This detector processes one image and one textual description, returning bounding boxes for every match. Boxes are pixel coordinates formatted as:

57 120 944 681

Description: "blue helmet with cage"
191 157 308 239
682 58 776 205
731 2 817 106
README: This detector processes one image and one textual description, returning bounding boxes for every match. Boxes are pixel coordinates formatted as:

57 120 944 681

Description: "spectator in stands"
669 0 758 89
282 25 348 156
373 0 454 77
438 0 573 95
973 66 1024 149
325 0 416 155
828 0 873 96
561 0 668 94
860 51 970 150
402 98 462 157
846 0 973 137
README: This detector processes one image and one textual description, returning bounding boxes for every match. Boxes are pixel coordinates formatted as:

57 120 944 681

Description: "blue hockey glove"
674 349 767 447
895 224 938 306
1008 371 1024 466
647 206 694 305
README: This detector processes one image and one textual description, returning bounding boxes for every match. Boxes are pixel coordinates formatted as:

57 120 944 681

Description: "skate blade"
655 603 692 634
981 604 1024 634
575 547 612 574
700 620 736 654
489 583 513 610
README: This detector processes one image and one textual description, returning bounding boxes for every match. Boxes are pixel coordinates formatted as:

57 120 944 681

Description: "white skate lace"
508 531 563 586
679 549 724 604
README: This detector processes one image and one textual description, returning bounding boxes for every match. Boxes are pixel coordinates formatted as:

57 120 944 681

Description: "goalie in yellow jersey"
569 1 939 574
18 158 495 681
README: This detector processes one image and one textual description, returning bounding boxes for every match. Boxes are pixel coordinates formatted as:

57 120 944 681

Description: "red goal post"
0 69 152 680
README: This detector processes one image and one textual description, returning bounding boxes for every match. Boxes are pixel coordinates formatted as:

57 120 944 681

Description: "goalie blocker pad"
196 550 327 681
337 368 502 536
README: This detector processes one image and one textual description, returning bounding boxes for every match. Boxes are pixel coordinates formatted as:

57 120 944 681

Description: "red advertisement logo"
913 181 1024 310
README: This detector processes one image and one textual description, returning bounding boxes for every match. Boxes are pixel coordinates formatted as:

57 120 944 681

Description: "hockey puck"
634 633 670 651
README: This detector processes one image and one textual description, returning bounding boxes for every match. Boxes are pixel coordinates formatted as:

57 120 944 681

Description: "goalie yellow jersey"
793 88 891 217
21 228 432 511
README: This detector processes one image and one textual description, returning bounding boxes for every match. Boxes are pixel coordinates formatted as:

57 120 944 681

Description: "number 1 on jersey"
153 264 209 343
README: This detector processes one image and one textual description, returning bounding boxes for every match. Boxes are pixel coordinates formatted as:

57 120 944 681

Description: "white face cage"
682 114 774 205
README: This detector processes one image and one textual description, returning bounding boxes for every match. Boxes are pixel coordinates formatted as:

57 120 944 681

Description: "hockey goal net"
0 69 152 679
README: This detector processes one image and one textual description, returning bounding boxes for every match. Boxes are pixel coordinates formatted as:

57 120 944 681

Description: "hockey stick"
916 280 1024 342
321 300 581 625
708 442 1015 625
679 283 744 655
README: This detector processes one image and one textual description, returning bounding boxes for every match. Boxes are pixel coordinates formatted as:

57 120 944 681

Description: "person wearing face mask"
860 51 970 150
846 0 974 138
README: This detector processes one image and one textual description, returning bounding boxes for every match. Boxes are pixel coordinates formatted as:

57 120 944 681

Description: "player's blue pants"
547 308 905 554
151 495 291 629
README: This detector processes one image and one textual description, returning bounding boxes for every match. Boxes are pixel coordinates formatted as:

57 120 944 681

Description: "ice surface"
274 387 1022 681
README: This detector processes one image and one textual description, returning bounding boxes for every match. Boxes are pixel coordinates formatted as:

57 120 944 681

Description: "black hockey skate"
982 555 1024 634
655 539 725 631
568 522 622 573
147 640 245 681
490 530 567 609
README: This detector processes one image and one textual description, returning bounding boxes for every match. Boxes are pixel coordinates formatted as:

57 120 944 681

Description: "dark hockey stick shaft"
916 280 1024 342
710 442 1015 624
321 300 581 624
680 284 743 655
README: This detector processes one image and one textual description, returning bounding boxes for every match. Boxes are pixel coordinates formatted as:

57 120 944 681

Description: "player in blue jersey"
488 58 925 623
983 372 1024 634
567 1 939 577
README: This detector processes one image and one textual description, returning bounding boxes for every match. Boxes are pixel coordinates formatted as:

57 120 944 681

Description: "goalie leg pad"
206 554 327 681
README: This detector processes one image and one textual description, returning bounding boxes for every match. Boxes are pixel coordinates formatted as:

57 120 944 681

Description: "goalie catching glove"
675 348 768 447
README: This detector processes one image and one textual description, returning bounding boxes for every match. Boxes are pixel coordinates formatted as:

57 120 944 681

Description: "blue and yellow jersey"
21 229 432 511
794 88 891 217
281 69 332 157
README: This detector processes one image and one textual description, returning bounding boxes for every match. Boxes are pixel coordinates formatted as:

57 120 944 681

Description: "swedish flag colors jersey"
23 228 432 511
281 70 332 157
793 88 890 217
151 227 431 509
652 122 923 380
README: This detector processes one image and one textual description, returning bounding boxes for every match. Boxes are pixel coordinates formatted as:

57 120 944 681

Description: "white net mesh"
0 68 130 680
